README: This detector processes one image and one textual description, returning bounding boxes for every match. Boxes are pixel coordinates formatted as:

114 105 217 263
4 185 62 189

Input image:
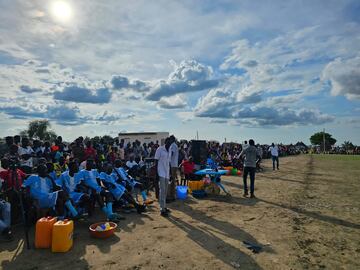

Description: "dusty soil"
1 155 359 270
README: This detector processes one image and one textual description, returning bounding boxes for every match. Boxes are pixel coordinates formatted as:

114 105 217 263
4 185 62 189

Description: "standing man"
154 138 171 217
269 143 279 170
240 139 257 198
168 135 178 202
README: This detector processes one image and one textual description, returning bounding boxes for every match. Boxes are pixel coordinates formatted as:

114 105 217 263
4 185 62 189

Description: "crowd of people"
0 134 189 241
0 133 293 242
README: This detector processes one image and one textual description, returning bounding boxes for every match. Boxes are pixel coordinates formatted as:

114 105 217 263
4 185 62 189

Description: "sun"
50 1 73 23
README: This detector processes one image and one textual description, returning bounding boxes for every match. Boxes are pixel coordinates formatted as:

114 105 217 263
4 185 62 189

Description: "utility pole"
323 128 326 153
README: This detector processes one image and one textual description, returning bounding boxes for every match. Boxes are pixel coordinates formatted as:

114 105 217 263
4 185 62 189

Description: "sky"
0 0 359 144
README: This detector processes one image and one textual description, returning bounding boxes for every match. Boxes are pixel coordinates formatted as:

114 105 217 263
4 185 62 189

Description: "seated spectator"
70 139 84 162
84 141 97 161
79 159 122 222
23 164 80 218
126 156 138 169
46 162 58 182
99 164 146 214
0 196 12 241
0 158 26 191
57 161 91 216
54 145 65 163
113 159 153 205
0 171 13 241
54 156 68 178
0 136 14 158
180 156 195 185
18 138 34 174
41 141 52 161
107 147 119 164
0 158 26 223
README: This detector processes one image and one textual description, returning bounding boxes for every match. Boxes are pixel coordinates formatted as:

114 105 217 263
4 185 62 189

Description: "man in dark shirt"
0 137 14 158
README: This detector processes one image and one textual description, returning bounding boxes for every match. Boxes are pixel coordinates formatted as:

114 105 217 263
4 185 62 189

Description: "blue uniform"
99 172 126 200
57 171 85 204
23 175 60 208
113 167 140 188
79 169 102 193
49 171 58 182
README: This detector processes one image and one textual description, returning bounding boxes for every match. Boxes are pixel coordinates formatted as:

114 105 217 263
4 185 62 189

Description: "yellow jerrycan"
51 219 74 252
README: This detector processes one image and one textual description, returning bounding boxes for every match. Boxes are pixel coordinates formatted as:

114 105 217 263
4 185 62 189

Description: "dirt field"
1 155 360 270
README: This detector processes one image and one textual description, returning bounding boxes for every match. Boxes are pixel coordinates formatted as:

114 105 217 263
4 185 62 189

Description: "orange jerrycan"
52 219 74 252
35 216 57 248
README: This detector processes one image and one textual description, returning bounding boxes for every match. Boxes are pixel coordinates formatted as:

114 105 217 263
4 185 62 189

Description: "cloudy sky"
0 0 359 144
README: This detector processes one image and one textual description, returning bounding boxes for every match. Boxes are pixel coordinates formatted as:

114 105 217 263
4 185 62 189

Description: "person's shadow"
168 215 263 269
169 201 275 269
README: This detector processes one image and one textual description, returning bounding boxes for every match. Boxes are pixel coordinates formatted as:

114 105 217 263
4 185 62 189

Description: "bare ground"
1 155 359 270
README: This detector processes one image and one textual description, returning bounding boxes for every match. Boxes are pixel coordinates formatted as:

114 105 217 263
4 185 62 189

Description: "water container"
188 181 196 191
176 186 188 200
198 181 204 190
52 219 74 252
188 180 204 191
35 216 57 249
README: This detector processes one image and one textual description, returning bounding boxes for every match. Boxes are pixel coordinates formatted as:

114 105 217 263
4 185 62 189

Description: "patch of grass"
312 154 360 161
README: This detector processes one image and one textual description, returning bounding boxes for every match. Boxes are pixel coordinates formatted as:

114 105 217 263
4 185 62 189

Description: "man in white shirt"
126 155 138 169
18 137 34 174
167 135 179 201
155 138 171 217
269 143 279 170
242 141 249 151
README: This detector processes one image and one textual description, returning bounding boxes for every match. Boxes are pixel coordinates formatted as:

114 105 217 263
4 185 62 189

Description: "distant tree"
310 131 336 151
342 141 355 150
21 120 57 141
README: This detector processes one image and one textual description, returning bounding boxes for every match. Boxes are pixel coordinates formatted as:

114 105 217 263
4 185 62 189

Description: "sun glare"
50 1 73 23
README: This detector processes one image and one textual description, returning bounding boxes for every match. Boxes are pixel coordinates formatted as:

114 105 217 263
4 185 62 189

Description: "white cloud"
194 87 334 126
157 95 187 109
145 60 219 101
220 23 360 100
322 57 360 100
194 88 235 118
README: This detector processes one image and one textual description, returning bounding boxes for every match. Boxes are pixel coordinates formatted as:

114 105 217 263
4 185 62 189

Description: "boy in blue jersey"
99 164 146 215
46 162 58 182
79 159 122 222
57 161 91 216
23 164 80 218
113 159 153 205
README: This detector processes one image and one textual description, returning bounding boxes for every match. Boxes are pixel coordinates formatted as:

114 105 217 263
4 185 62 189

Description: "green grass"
312 154 360 161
